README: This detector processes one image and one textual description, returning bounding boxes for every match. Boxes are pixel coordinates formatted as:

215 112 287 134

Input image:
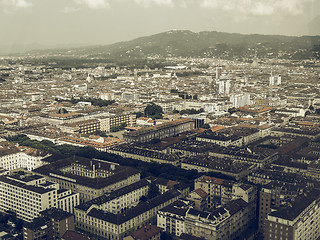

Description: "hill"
26 30 320 60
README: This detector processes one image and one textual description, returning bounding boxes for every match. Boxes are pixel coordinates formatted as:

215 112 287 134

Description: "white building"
269 75 281 86
0 144 23 171
20 147 51 171
218 79 230 95
0 141 50 171
0 173 79 222
100 91 115 101
230 94 251 108
122 92 139 102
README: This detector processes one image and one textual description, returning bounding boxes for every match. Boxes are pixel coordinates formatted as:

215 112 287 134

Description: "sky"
0 0 320 47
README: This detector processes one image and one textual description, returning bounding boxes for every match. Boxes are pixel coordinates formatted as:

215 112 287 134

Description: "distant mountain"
0 42 88 55
16 30 320 59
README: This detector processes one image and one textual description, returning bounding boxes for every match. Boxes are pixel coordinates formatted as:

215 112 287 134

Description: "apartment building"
0 142 50 171
60 119 100 134
158 198 255 240
123 118 194 143
23 208 75 240
99 113 136 132
194 176 234 209
20 147 51 171
196 133 243 147
194 176 257 210
0 173 79 222
186 188 208 211
76 179 150 215
74 190 180 239
157 199 192 237
33 156 141 202
124 224 162 240
271 127 320 140
108 144 183 166
182 156 252 180
265 190 320 240
0 143 23 170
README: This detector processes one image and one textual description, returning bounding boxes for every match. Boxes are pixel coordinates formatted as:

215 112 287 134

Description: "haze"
1 0 320 48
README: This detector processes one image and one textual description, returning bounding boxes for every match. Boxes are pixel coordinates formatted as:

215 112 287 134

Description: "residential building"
265 190 320 240
33 156 141 202
74 190 180 239
60 119 100 134
99 113 136 132
0 173 79 222
182 157 252 181
123 118 194 143
0 141 50 171
194 176 234 209
23 208 74 240
186 188 208 211
158 198 255 240
108 144 183 166
123 225 162 240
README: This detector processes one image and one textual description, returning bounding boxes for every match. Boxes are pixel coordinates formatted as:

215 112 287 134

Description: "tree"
92 130 108 137
180 108 204 115
134 112 144 118
110 123 127 132
144 103 163 119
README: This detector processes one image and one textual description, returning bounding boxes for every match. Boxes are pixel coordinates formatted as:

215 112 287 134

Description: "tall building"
258 185 281 232
265 190 320 240
216 67 222 80
269 75 281 86
218 79 230 95
230 93 251 108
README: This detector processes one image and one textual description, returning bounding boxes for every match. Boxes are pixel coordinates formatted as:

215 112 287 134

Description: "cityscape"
1 1 320 240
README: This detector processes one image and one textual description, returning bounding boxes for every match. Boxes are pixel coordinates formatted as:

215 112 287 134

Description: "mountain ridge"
7 30 320 59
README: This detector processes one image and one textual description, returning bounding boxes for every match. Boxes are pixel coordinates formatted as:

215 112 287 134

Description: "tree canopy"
144 103 163 119
180 108 204 115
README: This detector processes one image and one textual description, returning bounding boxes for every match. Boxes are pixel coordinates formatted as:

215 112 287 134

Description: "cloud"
61 6 80 13
133 0 175 8
73 0 110 9
1 0 32 8
200 0 313 16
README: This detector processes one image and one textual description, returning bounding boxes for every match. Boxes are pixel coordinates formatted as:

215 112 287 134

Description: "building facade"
123 119 194 143
265 190 320 240
33 156 141 202
0 173 79 222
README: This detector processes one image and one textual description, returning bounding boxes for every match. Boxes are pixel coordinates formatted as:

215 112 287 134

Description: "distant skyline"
1 0 320 48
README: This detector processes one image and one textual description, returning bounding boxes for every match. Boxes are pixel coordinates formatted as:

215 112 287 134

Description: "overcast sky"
1 0 320 47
